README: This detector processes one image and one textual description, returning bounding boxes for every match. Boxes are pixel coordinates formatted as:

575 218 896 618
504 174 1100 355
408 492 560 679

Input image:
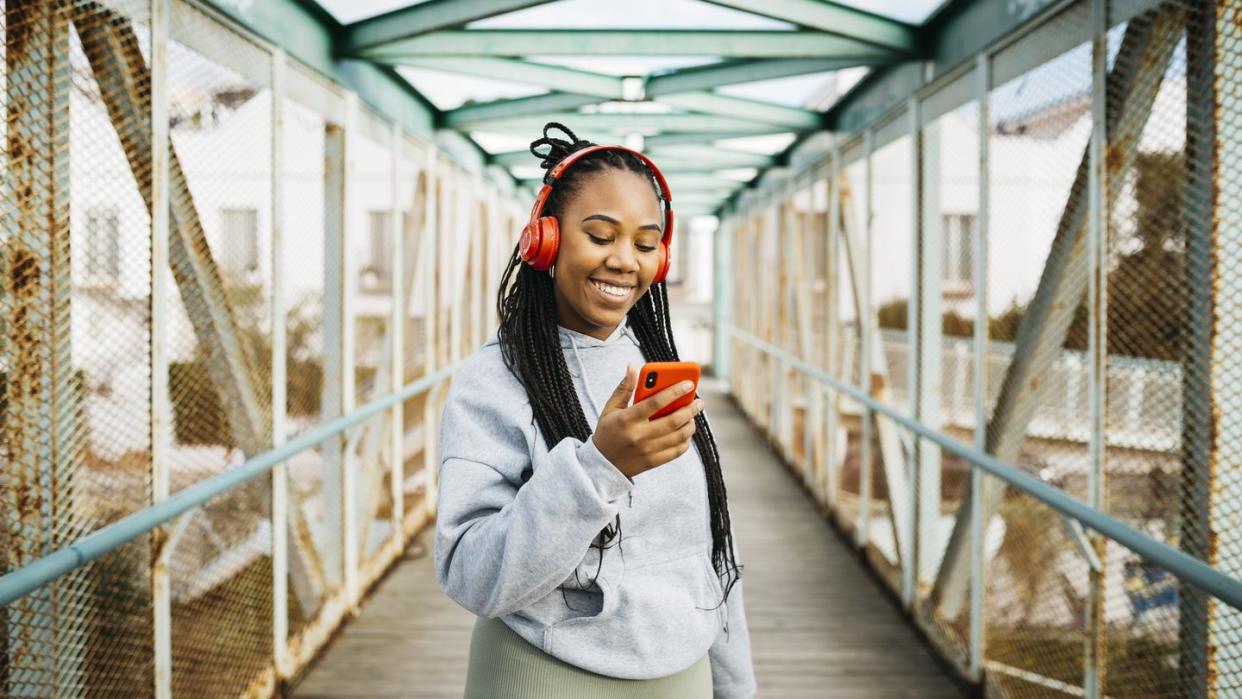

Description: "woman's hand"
591 364 705 480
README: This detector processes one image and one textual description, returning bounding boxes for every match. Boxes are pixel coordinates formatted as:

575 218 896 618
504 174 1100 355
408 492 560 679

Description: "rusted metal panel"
72 3 270 456
2 2 81 695
932 4 1185 616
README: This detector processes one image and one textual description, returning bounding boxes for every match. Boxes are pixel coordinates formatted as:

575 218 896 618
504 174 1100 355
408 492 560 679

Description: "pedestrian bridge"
1 0 1239 697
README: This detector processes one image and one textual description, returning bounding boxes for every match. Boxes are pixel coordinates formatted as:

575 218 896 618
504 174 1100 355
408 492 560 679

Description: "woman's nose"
607 248 639 272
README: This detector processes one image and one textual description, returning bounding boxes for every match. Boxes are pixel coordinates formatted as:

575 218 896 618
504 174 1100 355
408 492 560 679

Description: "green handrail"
0 363 459 607
724 324 1242 611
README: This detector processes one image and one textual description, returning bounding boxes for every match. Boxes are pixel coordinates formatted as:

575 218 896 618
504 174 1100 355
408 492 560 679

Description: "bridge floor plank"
293 382 968 698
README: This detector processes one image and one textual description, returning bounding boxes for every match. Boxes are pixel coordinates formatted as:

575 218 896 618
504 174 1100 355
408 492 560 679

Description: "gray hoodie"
435 318 757 697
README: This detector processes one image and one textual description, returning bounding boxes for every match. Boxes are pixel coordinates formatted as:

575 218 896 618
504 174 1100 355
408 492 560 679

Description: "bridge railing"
0 1 522 696
715 1 1240 696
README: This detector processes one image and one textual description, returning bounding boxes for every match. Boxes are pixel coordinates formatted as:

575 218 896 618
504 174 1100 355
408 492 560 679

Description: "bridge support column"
1 2 81 695
1183 2 1242 695
713 216 733 387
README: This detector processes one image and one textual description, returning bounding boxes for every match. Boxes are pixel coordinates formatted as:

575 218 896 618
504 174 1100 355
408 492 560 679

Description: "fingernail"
679 381 693 394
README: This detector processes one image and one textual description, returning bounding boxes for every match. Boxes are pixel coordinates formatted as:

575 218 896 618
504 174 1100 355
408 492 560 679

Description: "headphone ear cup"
529 216 560 271
519 222 540 265
652 241 671 285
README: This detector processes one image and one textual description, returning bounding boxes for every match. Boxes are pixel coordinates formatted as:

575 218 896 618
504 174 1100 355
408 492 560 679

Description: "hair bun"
529 122 595 171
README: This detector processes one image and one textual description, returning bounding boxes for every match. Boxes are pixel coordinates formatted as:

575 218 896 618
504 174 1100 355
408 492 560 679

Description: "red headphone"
518 145 676 284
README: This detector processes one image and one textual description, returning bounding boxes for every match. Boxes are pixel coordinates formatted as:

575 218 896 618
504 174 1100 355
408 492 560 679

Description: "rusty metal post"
269 46 291 681
825 148 842 512
2 2 79 695
1182 2 1242 694
858 130 874 548
422 151 441 516
917 98 944 594
340 93 360 607
149 0 171 696
321 119 346 593
1084 1 1109 696
969 50 990 685
389 122 405 544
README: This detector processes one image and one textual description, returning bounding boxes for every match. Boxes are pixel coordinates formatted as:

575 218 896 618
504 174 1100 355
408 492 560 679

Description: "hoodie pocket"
698 550 725 611
541 553 624 651
544 546 720 672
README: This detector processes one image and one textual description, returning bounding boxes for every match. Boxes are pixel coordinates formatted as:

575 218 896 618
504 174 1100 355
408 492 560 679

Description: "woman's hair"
494 122 742 613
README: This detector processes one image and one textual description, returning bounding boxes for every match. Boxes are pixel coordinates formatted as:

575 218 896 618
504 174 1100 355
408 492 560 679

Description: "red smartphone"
632 361 701 420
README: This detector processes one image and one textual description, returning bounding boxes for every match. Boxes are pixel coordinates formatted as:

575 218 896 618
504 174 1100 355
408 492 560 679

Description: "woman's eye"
588 234 611 245
636 244 657 253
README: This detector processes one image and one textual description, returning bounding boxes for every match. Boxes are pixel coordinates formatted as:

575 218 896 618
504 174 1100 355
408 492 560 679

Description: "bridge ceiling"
315 0 947 218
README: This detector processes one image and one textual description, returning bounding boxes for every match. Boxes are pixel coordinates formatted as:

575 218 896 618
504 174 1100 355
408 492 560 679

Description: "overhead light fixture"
621 76 645 102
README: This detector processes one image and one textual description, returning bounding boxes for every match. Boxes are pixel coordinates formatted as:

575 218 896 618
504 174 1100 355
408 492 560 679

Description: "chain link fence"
0 1 524 695
723 0 1242 696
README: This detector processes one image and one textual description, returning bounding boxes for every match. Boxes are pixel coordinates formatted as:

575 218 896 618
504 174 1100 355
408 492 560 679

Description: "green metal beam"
358 30 903 59
393 55 878 105
341 0 549 52
455 111 794 134
698 0 917 53
448 89 818 131
646 58 881 96
826 0 1167 136
495 150 543 167
645 131 777 147
666 174 751 191
509 162 752 177
204 0 530 193
202 0 436 137
387 56 624 98
518 176 740 197
654 92 820 129
649 145 776 168
671 192 734 205
444 92 600 127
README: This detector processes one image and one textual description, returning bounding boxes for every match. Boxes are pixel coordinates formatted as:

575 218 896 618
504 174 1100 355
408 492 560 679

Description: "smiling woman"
552 170 665 337
433 122 757 698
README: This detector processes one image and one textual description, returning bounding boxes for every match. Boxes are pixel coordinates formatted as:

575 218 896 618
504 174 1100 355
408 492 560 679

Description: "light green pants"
465 615 712 698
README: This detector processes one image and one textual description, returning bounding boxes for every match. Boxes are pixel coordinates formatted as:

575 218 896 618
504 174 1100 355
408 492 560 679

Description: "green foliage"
170 360 233 447
167 289 327 447
996 495 1064 615
874 297 1022 342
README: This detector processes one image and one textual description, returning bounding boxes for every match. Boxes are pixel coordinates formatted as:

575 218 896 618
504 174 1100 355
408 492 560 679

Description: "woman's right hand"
591 364 705 481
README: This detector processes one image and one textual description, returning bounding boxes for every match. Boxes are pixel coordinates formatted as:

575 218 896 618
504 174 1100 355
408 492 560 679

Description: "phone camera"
645 372 658 389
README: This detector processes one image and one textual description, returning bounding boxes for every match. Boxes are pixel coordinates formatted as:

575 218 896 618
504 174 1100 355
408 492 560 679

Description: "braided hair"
495 123 742 616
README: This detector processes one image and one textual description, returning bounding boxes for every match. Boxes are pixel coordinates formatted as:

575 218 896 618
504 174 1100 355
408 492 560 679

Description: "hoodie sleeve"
709 576 758 698
434 355 635 619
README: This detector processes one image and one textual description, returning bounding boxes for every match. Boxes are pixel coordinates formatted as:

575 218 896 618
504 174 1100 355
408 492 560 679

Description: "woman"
434 122 757 698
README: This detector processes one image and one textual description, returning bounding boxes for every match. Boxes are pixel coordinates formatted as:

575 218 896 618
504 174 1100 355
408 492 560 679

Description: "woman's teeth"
591 280 632 298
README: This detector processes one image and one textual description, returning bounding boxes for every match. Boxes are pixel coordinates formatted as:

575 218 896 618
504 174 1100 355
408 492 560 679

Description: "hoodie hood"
482 316 636 350
484 317 640 421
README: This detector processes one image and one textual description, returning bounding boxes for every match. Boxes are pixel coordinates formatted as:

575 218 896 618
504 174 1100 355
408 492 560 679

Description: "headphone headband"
528 144 675 246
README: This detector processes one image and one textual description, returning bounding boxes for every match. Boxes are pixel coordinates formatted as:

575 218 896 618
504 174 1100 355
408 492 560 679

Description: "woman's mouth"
590 279 635 304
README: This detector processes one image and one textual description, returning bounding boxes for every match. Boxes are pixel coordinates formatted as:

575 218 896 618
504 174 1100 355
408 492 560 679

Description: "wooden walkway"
293 382 967 698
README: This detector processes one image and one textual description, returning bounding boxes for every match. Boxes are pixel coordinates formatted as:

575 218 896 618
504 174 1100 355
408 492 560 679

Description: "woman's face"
551 168 664 340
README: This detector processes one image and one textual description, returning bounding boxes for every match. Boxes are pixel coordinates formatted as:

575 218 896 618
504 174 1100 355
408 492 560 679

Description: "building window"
85 209 121 283
220 208 259 275
942 213 975 293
